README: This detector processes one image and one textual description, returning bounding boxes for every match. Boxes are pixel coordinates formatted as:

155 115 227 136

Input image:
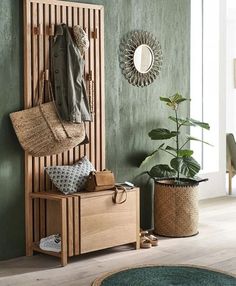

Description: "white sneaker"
40 234 60 243
39 234 61 253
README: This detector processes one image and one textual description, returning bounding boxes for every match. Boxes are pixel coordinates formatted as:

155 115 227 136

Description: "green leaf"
149 164 176 178
160 97 171 103
170 93 188 104
187 135 213 146
178 149 194 157
170 156 201 178
160 93 189 110
149 128 178 140
189 118 210 130
139 143 165 168
169 116 195 127
166 146 193 157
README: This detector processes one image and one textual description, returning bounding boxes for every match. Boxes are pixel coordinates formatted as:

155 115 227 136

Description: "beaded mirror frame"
119 30 163 87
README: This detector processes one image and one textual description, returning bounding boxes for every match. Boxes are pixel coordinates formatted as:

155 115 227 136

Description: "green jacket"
52 24 92 123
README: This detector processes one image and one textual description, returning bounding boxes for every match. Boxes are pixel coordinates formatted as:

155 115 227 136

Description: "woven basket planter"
154 179 199 237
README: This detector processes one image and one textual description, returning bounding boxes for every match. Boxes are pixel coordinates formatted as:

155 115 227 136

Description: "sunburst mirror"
119 31 163 87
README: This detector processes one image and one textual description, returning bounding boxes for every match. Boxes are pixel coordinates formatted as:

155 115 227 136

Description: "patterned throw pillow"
45 156 95 195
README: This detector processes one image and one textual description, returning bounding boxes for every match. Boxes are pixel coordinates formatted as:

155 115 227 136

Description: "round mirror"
134 44 154 73
119 31 162 87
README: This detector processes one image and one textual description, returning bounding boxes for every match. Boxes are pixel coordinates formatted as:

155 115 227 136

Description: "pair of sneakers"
140 230 158 249
39 234 61 253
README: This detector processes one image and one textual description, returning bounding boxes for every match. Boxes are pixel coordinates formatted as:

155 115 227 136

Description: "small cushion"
45 156 95 195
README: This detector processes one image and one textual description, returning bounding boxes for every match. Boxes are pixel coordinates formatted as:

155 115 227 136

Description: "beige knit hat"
73 25 89 55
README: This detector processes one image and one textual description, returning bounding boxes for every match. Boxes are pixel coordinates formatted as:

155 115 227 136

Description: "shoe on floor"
140 237 152 248
39 234 61 253
147 234 158 246
40 234 60 243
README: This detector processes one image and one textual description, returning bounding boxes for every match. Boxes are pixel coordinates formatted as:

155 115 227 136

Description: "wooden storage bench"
29 188 140 266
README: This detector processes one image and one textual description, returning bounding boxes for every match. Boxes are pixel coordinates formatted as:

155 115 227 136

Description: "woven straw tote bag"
10 73 85 157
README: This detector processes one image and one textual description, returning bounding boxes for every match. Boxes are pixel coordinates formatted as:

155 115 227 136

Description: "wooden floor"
0 196 236 286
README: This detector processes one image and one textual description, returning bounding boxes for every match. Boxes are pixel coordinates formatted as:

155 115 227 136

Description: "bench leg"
61 198 68 266
135 238 140 250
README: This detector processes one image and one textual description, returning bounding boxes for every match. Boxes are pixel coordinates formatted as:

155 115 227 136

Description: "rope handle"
37 71 72 141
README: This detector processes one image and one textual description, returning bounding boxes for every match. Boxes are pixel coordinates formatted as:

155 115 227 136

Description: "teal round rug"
92 265 236 286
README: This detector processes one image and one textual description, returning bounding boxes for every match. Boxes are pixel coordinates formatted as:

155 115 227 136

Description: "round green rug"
92 265 236 286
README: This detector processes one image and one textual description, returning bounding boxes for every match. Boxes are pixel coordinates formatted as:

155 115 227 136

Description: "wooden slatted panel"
24 0 105 256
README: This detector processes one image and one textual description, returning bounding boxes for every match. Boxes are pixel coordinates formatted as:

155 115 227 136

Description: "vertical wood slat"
94 9 101 171
61 198 68 266
46 5 56 228
55 4 62 167
32 2 40 242
78 7 85 160
73 196 80 255
72 7 79 163
135 189 140 249
50 5 57 169
44 4 51 192
84 8 90 160
67 6 74 166
61 5 68 167
67 197 74 257
100 7 105 170
89 9 95 167
24 0 104 259
38 2 46 239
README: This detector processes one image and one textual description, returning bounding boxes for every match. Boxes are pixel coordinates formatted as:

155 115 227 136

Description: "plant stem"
175 109 180 180
160 148 175 157
180 138 190 150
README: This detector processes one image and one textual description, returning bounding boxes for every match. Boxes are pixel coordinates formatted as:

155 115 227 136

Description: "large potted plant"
141 93 210 237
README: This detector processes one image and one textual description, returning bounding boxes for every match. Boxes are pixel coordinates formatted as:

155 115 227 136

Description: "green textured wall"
0 0 190 260
0 0 25 260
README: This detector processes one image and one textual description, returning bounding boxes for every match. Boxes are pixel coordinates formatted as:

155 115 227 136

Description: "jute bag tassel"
10 71 85 157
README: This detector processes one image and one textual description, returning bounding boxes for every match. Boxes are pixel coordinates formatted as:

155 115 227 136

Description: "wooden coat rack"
24 0 105 264
24 0 140 266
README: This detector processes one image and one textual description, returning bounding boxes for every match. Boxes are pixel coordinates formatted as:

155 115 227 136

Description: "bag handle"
112 185 127 204
37 71 72 141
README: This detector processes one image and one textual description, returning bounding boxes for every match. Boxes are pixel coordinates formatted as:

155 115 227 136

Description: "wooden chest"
30 188 140 266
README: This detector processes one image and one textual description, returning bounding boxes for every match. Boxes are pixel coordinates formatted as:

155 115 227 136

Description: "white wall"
225 0 236 193
226 1 236 135
191 0 226 199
